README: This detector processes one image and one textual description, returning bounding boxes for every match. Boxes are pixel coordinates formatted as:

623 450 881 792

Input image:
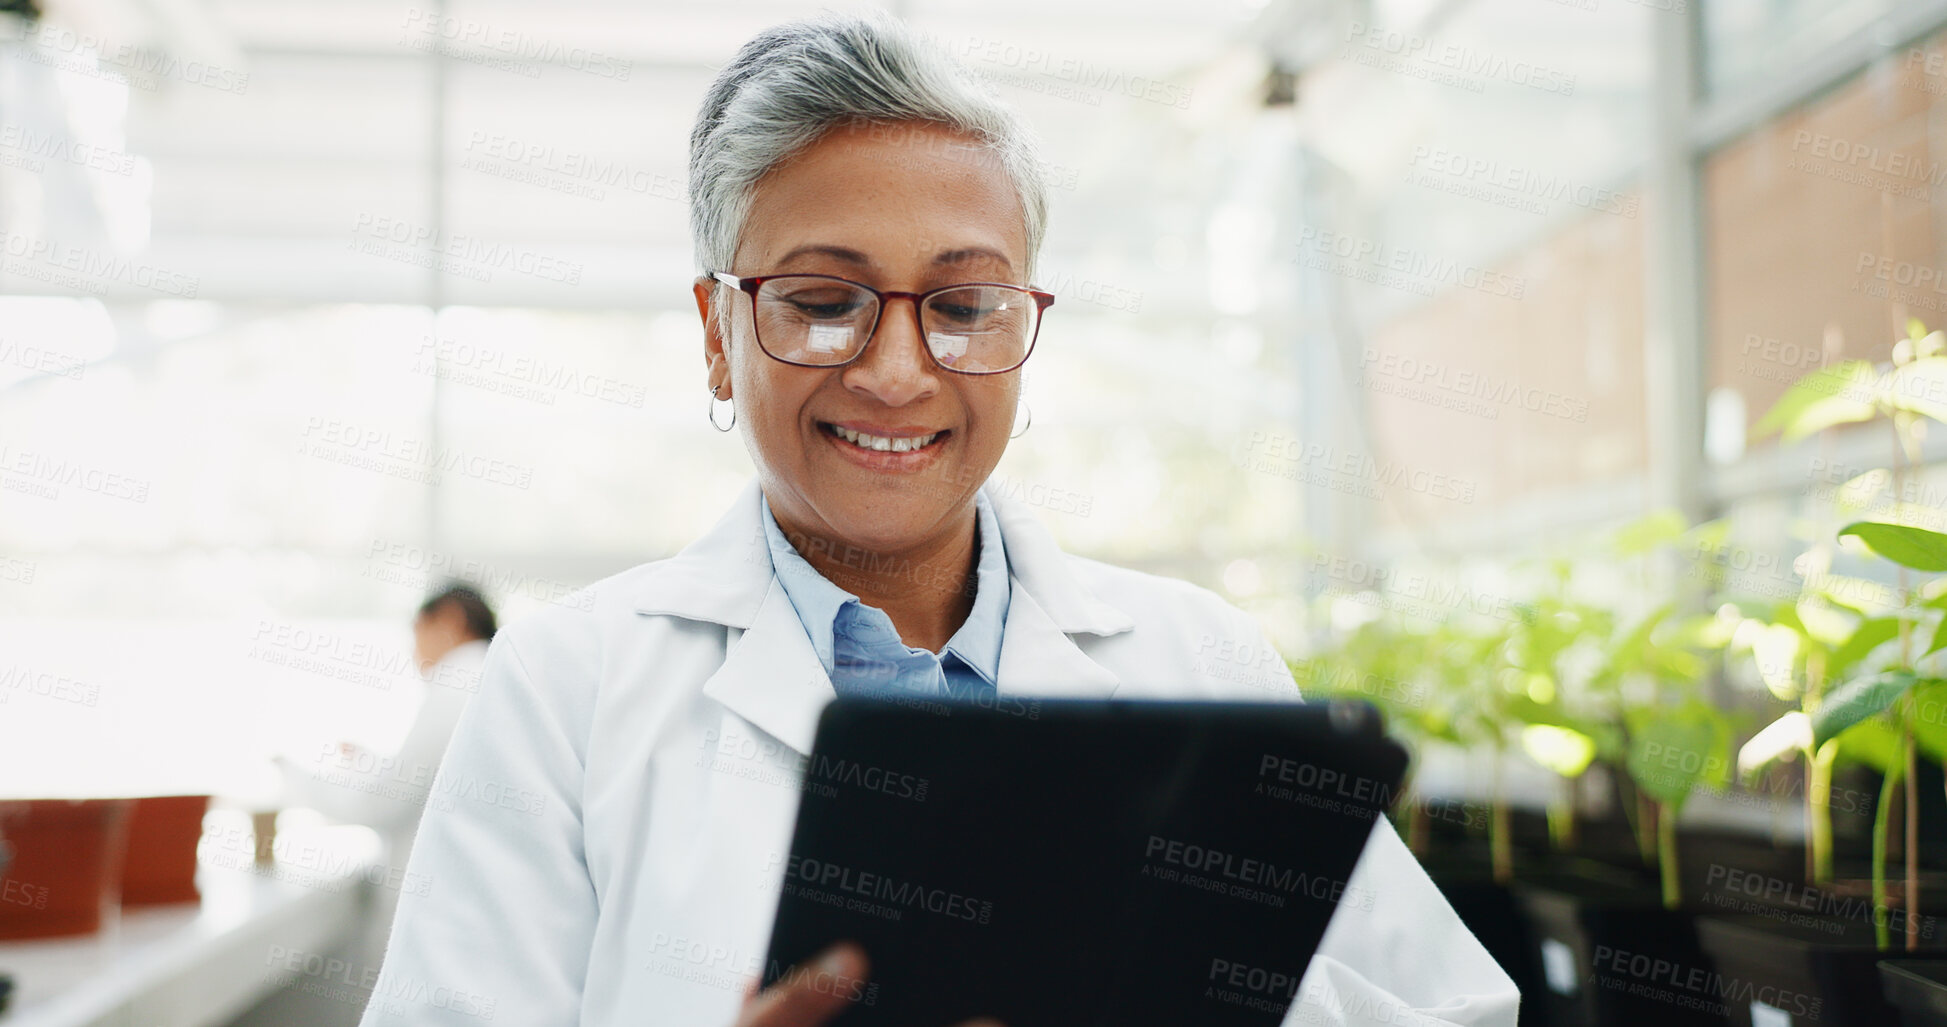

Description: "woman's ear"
695 277 731 398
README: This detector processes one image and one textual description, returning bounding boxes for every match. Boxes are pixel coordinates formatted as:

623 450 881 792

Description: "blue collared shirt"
760 491 1010 700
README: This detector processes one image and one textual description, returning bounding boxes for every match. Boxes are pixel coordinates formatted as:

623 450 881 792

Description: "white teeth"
830 424 939 453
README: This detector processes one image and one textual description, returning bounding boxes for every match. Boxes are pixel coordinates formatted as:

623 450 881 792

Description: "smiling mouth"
819 422 949 453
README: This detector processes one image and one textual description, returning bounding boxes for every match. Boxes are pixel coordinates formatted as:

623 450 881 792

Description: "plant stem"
1408 794 1429 859
1557 779 1573 853
1620 775 1651 869
1807 651 1831 885
1876 765 1897 950
1810 744 1836 886
1492 756 1511 885
1891 416 1920 951
1872 209 1908 953
1658 800 1680 910
1803 759 1815 885
1548 777 1575 852
1906 725 1920 951
1396 766 1428 858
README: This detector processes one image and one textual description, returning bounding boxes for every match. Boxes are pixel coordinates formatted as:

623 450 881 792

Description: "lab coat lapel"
701 580 834 756
633 480 834 755
994 581 1122 699
632 479 774 630
985 481 1133 699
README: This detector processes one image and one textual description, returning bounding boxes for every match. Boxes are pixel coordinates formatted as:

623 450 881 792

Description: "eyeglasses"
707 270 1054 375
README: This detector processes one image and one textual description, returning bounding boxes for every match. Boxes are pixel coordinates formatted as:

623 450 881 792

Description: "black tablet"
759 696 1410 1027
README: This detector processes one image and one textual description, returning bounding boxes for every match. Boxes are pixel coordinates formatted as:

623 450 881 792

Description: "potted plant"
1295 604 1559 1019
120 795 212 905
1697 321 1947 1026
1814 522 1947 1021
1294 608 1529 874
1508 531 1737 1027
0 799 135 939
1881 960 1947 1025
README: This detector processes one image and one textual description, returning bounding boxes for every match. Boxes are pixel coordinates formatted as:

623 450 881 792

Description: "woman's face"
696 120 1030 557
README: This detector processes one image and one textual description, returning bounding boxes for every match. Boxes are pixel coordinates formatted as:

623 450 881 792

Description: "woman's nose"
842 297 939 406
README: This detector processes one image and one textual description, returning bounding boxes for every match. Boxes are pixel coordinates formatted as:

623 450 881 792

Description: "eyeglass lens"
751 277 1037 373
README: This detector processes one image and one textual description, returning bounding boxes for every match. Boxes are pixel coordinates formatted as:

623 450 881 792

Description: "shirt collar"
945 489 1011 685
759 491 1011 686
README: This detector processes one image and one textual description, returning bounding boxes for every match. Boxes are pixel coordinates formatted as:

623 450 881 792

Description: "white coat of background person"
359 13 1519 1027
278 584 494 859
270 585 493 1024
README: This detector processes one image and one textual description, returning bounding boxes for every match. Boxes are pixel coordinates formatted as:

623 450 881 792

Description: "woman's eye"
782 292 867 320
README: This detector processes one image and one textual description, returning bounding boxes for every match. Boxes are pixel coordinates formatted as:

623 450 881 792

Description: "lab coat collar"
633 478 1134 753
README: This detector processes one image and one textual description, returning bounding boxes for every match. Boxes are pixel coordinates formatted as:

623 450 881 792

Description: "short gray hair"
688 12 1049 289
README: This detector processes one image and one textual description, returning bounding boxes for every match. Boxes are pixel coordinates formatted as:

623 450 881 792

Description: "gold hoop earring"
708 384 736 432
1010 401 1032 439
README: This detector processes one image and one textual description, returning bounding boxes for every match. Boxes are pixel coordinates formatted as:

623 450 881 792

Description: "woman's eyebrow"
771 243 1015 274
773 243 873 267
934 247 1013 271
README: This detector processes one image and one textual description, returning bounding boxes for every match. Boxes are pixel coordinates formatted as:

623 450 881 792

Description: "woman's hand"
735 943 1003 1027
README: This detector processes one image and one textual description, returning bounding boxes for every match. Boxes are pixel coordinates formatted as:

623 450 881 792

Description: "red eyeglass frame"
706 270 1055 375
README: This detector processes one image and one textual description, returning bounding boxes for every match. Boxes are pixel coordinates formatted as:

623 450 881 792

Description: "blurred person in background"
272 583 490 905
273 583 495 1019
360 13 1518 1027
279 582 494 851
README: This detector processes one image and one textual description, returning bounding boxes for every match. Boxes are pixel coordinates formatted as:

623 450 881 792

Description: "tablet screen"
760 697 1408 1027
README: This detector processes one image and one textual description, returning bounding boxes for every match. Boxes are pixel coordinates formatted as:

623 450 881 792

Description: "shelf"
0 825 379 1027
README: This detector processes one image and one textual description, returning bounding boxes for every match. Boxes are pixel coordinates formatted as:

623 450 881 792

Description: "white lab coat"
360 480 1518 1027
280 638 486 849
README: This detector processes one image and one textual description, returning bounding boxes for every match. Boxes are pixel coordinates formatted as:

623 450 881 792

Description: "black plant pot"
1674 829 1808 908
1416 833 1623 1027
1882 961 1947 1025
1697 914 1947 1026
1513 867 1720 1027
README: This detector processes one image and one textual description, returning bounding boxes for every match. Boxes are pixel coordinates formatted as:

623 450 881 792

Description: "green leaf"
1754 360 1882 441
1886 358 1947 424
1835 469 1890 511
1605 606 1670 672
1587 721 1628 764
1811 670 1919 747
1929 615 1947 659
1839 521 1947 572
1828 717 1906 777
1797 598 1857 647
1748 627 1801 701
1812 575 1903 618
1615 510 1688 556
1828 617 1902 680
1686 517 1733 555
1627 706 1731 811
1522 724 1598 778
1738 711 1812 779
1910 679 1947 763
1502 693 1569 728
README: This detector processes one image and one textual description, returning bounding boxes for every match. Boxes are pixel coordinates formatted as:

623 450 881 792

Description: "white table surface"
0 824 379 1027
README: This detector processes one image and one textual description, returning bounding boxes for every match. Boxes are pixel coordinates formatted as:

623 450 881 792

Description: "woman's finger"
735 943 871 1027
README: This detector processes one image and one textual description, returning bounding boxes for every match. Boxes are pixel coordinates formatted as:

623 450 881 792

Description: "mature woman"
360 13 1517 1027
